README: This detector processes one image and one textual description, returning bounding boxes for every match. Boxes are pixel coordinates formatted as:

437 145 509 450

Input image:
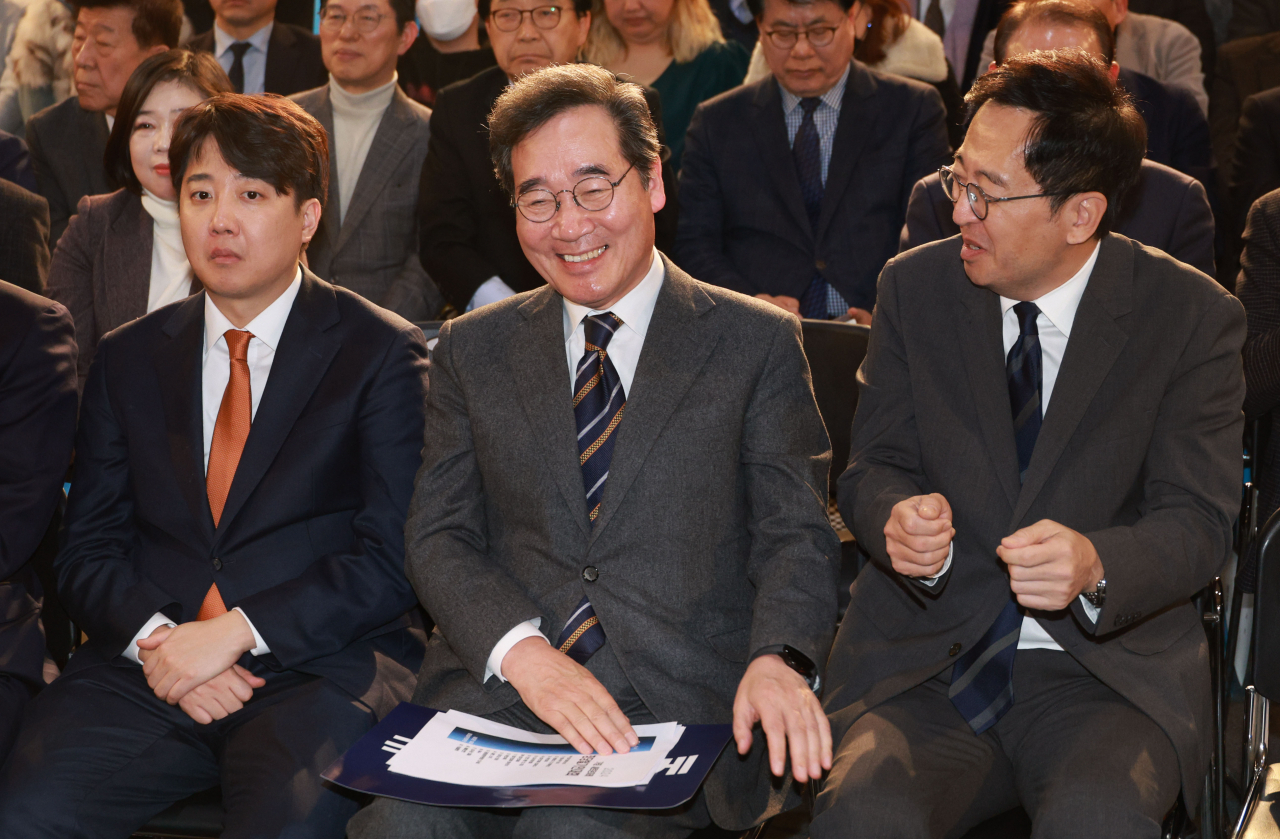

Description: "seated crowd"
0 0 1277 834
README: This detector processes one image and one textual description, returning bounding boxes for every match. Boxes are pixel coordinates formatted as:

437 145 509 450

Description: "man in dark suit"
1228 87 1280 239
25 0 179 243
1211 31 1280 168
813 52 1243 838
0 280 76 763
677 0 950 322
0 178 51 293
350 63 839 838
0 94 429 838
293 0 439 319
1237 189 1280 525
187 0 327 94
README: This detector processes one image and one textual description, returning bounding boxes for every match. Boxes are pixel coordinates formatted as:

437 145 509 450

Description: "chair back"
799 320 871 496
1254 506 1280 701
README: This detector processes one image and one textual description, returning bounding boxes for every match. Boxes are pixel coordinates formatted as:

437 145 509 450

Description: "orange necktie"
198 329 253 621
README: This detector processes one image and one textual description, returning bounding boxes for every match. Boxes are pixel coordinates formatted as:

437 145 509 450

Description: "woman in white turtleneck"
46 49 233 391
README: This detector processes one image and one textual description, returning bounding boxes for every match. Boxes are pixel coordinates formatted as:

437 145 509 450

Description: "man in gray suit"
813 51 1245 838
292 0 439 320
349 62 840 838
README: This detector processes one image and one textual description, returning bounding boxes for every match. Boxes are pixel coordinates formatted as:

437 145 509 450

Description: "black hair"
745 0 855 22
73 0 183 48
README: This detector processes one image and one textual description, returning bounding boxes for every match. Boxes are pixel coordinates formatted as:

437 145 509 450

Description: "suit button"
948 643 962 656
815 260 827 271
582 566 599 583
212 557 222 571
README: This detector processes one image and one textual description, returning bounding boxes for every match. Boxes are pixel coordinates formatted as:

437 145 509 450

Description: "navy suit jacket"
1120 67 1213 189
676 63 951 311
187 22 327 96
900 159 1217 278
56 271 429 717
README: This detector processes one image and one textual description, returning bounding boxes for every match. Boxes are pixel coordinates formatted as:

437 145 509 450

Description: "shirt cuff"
124 612 177 664
233 607 271 656
485 618 545 683
918 543 954 587
467 276 517 312
1078 595 1099 624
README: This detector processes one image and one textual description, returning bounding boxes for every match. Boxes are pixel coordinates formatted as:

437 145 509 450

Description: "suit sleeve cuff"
917 543 953 587
485 618 545 683
124 612 177 664
467 276 516 312
1077 595 1099 624
233 607 271 656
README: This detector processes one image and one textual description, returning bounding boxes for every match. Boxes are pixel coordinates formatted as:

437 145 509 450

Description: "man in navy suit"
676 0 951 322
0 94 429 839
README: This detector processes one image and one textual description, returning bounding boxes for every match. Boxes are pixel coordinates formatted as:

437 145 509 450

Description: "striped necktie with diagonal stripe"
949 302 1042 734
574 312 626 525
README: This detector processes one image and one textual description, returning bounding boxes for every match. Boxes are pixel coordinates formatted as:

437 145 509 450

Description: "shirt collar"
204 265 302 356
999 241 1101 338
562 249 664 343
214 20 274 56
780 61 851 116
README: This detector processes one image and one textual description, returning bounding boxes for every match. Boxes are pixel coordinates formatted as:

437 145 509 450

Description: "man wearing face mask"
292 0 441 320
398 0 496 107
417 0 678 312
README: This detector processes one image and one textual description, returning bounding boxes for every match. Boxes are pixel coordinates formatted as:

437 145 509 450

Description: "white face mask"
417 0 477 42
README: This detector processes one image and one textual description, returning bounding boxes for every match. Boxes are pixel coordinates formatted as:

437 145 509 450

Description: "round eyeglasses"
762 25 839 50
513 164 634 223
488 5 564 31
318 5 387 32
938 166 1063 221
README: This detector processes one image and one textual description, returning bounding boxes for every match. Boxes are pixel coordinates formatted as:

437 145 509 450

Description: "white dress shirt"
213 21 273 95
484 249 665 683
923 243 1102 652
122 269 303 664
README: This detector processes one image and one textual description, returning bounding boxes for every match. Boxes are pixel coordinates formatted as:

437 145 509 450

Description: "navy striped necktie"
949 302 1042 734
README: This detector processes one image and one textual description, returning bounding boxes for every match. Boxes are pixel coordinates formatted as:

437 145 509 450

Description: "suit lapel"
1012 237 1132 524
154 294 216 542
104 194 153 328
214 270 342 535
511 287 592 535
333 88 417 253
957 271 1021 510
749 79 814 240
590 257 720 540
816 63 876 241
263 24 291 96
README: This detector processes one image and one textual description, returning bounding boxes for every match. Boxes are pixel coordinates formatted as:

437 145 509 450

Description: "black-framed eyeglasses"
763 25 839 50
488 5 564 31
318 5 387 32
939 166 1063 221
513 164 634 222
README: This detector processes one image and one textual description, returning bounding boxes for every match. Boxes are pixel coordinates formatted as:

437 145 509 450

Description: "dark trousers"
0 673 32 763
811 649 1181 839
0 654 374 839
347 643 712 839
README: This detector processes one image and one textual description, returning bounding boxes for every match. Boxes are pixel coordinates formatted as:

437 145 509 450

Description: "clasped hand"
886 495 1104 610
136 611 261 723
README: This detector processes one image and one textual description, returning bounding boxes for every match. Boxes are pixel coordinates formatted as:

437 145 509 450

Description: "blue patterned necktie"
556 595 606 665
949 302 1042 734
793 97 830 320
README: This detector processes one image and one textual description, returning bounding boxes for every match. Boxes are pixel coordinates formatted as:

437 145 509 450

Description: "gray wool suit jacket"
824 233 1246 810
24 96 109 245
291 84 440 321
405 255 841 830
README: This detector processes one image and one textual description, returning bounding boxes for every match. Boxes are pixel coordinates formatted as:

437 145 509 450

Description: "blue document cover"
322 704 733 809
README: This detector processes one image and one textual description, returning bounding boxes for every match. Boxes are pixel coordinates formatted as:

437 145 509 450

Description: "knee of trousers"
1031 786 1174 839
811 782 936 839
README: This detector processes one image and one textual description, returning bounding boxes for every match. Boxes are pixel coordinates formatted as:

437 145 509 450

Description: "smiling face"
511 104 664 309
757 0 857 99
72 6 168 115
130 80 204 200
486 0 591 79
180 140 320 322
321 0 418 92
603 0 674 46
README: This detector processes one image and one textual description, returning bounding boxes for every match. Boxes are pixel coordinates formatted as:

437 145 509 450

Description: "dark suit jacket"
406 255 840 830
24 96 109 245
1120 66 1213 188
708 0 757 51
1237 189 1280 520
0 130 36 193
962 0 1014 92
0 280 76 697
676 64 951 311
187 22 327 96
900 160 1217 277
292 84 439 320
56 270 429 718
826 234 1245 810
418 65 680 310
1228 87 1280 240
44 189 184 390
0 178 50 294
1210 33 1280 172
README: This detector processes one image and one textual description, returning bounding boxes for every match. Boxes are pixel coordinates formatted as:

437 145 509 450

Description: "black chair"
798 319 870 499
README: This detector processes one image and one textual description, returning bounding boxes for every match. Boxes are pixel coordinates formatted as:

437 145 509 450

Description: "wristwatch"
1082 578 1106 610
779 645 821 693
